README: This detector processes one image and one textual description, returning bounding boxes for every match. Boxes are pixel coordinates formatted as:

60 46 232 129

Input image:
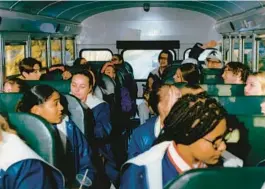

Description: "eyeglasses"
203 131 232 150
111 58 118 61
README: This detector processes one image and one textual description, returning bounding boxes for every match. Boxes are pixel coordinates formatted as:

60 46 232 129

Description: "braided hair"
155 93 227 145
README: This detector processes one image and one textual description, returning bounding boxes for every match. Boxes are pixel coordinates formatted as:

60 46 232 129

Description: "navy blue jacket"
0 159 64 189
127 116 159 159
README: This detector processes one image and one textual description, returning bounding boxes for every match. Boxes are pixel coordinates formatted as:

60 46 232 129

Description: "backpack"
120 87 133 113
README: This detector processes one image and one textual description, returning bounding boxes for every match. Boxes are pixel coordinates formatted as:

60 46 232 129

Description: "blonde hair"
157 85 181 123
0 115 17 134
249 72 265 94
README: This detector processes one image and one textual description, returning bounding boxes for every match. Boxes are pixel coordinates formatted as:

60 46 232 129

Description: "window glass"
232 38 240 62
123 50 163 79
31 40 47 67
65 39 74 64
5 44 25 76
81 50 112 61
51 39 62 65
184 49 191 60
258 39 265 71
244 38 253 70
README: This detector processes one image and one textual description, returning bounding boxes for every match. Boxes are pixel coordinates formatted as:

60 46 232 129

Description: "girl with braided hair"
121 93 230 189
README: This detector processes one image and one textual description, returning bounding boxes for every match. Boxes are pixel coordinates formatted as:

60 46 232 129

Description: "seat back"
201 84 245 96
7 112 57 165
202 68 223 84
236 115 265 165
215 96 265 115
63 94 85 134
0 93 23 112
162 64 180 84
26 80 71 93
165 167 265 189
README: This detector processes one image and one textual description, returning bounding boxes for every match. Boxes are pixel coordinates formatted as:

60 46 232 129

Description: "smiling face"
31 92 64 124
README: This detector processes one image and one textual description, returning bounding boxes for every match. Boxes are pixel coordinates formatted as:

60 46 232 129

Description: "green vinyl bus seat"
0 93 87 136
201 68 224 84
26 80 71 93
215 96 265 115
0 93 23 112
200 84 245 96
7 112 58 166
236 115 265 165
165 167 265 189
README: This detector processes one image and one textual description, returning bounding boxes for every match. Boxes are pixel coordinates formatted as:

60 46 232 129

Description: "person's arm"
4 160 64 189
189 40 218 60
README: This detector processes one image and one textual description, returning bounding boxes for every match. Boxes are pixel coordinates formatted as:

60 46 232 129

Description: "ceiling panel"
0 1 263 23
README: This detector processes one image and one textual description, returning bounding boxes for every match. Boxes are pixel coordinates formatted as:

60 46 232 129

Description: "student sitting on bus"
173 60 200 85
73 57 87 66
121 94 229 189
138 74 161 125
245 72 265 96
17 85 95 187
3 78 28 93
222 62 250 84
111 54 134 76
40 64 72 81
0 114 65 189
18 57 42 80
101 62 116 80
70 71 119 186
128 84 181 160
111 54 138 115
149 50 173 80
188 40 223 69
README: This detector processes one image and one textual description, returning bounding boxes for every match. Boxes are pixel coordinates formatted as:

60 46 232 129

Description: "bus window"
51 39 62 65
5 44 25 76
81 49 112 61
123 50 175 79
259 39 265 71
233 38 240 62
31 40 47 68
244 38 253 70
183 48 191 60
65 39 75 65
223 38 230 63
